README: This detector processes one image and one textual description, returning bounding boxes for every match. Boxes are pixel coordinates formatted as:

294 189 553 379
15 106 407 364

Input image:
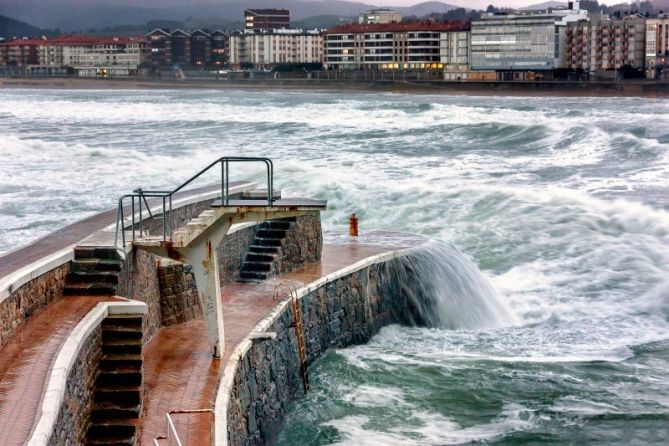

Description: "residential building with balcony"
244 9 291 32
229 29 323 69
145 29 230 68
645 14 669 79
322 21 471 75
566 13 646 78
0 38 43 66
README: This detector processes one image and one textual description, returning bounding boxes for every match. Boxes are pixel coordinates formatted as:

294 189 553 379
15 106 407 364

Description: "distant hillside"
397 1 461 16
293 15 356 30
0 14 45 38
520 1 567 10
0 0 467 31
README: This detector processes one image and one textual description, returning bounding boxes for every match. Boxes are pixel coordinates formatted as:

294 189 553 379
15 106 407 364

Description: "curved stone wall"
223 252 415 445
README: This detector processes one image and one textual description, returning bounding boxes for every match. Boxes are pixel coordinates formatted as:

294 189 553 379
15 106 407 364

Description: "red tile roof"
324 20 471 34
0 35 146 47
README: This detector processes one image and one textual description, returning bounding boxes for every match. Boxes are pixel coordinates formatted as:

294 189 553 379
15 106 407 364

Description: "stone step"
86 419 136 442
261 220 292 230
102 316 143 330
63 283 116 296
245 252 276 263
84 439 134 446
102 339 142 356
68 271 119 285
94 386 141 405
74 247 123 261
102 329 142 342
241 261 272 273
255 237 283 247
248 245 280 255
239 271 269 282
256 228 287 239
98 370 142 387
100 353 142 372
91 401 141 421
71 259 123 273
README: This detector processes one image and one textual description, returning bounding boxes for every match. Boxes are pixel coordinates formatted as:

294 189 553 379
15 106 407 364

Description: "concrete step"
85 419 136 441
102 339 142 356
239 271 270 282
256 228 287 239
91 401 141 421
74 247 123 261
248 245 280 255
94 386 141 405
241 261 272 273
100 353 142 372
256 237 283 247
102 329 142 342
98 370 142 387
102 316 143 330
68 271 119 285
71 258 123 272
245 252 276 263
261 219 292 230
63 283 116 296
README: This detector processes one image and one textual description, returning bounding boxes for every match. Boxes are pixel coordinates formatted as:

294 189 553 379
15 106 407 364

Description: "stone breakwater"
225 252 418 445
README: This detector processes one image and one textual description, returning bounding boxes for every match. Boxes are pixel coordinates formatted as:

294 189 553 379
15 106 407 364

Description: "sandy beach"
2 76 669 97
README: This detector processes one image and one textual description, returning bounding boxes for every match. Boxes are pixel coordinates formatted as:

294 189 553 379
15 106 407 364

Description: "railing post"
221 160 225 205
169 195 173 240
225 160 229 206
138 193 144 237
131 197 136 241
162 196 167 242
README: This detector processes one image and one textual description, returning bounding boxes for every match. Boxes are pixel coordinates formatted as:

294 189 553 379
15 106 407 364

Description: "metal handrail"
164 409 215 446
114 157 274 248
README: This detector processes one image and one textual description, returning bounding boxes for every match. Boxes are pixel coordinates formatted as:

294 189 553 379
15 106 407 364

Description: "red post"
349 213 359 237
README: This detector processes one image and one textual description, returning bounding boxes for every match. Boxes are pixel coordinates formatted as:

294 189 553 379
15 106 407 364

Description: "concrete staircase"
64 247 123 296
239 219 293 282
85 315 143 446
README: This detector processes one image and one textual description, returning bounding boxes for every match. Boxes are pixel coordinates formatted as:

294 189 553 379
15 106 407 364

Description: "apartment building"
229 29 322 68
645 14 669 79
359 9 402 25
244 9 291 32
0 38 43 66
565 13 646 77
146 29 229 68
470 5 587 79
0 36 148 76
322 21 470 74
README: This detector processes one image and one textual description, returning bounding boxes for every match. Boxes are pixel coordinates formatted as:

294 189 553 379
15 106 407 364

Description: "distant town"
1 2 668 82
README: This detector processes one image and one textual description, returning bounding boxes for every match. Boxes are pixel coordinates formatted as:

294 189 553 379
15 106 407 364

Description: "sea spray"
390 239 518 330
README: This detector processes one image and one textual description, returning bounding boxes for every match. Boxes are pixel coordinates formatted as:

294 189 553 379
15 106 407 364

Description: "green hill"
0 14 46 38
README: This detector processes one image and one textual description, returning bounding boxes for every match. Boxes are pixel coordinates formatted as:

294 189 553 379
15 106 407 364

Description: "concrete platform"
137 242 405 445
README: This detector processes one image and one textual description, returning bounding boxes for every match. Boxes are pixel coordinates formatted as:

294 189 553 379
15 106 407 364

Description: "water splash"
392 239 519 330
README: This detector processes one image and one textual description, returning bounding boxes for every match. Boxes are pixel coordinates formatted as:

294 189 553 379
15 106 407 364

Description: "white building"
323 21 471 74
359 9 402 25
229 29 323 68
470 2 587 76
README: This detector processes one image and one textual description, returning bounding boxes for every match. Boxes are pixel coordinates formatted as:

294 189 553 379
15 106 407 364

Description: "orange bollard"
349 213 359 237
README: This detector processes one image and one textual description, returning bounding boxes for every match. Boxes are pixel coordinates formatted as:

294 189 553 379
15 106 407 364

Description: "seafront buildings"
1 4 669 80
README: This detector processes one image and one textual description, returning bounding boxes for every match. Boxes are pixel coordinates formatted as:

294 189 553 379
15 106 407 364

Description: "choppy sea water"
1 89 668 444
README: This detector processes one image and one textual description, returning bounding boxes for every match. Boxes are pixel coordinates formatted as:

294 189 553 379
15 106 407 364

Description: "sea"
0 89 668 444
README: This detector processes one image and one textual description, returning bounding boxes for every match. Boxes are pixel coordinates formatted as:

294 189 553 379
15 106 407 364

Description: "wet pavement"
0 295 118 446
138 243 400 445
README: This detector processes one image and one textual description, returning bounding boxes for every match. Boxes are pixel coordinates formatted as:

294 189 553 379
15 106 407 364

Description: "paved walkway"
137 243 397 445
0 295 119 446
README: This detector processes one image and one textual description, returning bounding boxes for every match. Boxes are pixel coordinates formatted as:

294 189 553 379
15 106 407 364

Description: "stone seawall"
48 325 102 445
0 263 70 349
226 254 414 445
157 259 201 326
218 224 259 286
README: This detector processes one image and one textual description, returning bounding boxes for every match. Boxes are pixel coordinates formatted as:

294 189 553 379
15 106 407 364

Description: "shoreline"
2 76 669 97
